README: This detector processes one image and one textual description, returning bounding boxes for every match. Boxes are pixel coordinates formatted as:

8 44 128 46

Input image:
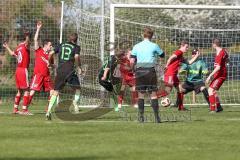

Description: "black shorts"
54 62 80 90
135 67 157 92
181 81 205 94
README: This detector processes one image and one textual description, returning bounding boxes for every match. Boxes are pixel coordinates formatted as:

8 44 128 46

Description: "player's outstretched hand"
2 42 8 48
37 21 42 29
195 50 201 58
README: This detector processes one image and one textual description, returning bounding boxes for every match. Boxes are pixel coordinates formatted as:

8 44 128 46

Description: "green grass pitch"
0 101 240 160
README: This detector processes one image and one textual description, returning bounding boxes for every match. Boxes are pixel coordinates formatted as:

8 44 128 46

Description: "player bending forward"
177 49 209 110
100 50 125 111
206 38 228 113
28 21 54 113
157 40 199 110
46 33 82 120
117 49 138 110
3 31 31 114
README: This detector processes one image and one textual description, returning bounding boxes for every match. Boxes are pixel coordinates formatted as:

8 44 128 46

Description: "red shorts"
209 77 226 90
122 77 135 87
164 75 179 87
30 74 53 92
15 67 29 89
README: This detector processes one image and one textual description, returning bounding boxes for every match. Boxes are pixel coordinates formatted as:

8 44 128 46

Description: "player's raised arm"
188 51 200 65
2 42 15 56
34 21 42 50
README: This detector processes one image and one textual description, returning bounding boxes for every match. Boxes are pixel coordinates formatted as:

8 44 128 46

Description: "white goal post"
109 4 240 106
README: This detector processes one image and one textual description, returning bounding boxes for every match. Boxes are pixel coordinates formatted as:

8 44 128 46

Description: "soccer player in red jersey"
117 49 138 110
2 31 31 114
157 40 199 110
206 38 228 113
28 21 54 112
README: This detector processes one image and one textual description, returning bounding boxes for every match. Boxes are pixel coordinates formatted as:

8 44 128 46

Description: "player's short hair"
43 39 51 46
69 33 78 43
179 40 189 47
212 38 221 47
115 49 125 59
143 27 154 39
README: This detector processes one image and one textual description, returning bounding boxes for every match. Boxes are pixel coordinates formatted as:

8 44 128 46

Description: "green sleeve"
179 63 188 72
201 60 208 74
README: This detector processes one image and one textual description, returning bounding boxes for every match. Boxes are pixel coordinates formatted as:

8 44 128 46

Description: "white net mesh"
110 6 240 105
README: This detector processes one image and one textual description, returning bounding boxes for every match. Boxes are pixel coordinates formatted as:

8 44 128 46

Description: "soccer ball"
161 97 171 107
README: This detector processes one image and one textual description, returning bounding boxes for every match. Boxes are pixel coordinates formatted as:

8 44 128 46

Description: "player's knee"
120 85 126 91
53 90 59 96
208 87 214 95
49 90 54 96
179 85 185 93
200 86 206 91
30 90 35 96
150 91 157 99
24 90 29 96
138 92 144 99
130 86 136 92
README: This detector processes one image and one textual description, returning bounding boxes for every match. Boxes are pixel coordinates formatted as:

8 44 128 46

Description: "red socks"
118 91 124 104
28 95 33 105
209 95 216 111
22 95 29 110
177 92 184 110
209 92 221 111
214 93 221 108
14 95 21 106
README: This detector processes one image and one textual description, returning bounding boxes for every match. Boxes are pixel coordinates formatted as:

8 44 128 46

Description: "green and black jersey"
98 55 121 85
54 42 80 67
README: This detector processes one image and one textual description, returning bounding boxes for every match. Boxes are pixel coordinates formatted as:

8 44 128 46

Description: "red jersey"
214 49 228 79
120 57 134 81
165 50 184 76
14 42 30 68
33 48 50 76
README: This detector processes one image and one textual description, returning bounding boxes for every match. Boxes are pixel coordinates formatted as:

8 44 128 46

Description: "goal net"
63 4 240 106
108 4 240 105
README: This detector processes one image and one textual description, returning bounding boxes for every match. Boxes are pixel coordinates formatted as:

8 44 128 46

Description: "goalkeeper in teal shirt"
177 49 210 110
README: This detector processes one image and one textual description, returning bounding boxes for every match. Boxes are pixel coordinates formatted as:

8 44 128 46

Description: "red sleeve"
215 52 223 66
174 50 183 58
